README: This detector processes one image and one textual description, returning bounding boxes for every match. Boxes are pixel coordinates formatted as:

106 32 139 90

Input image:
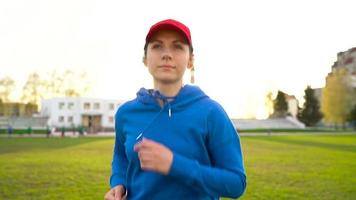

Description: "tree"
0 76 16 102
61 70 91 97
265 91 274 118
298 86 323 126
347 104 356 129
0 98 3 116
20 70 92 107
271 90 288 118
321 68 354 127
21 72 44 105
44 70 91 97
43 70 64 98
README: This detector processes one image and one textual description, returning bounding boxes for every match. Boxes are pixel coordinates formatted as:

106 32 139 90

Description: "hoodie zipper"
136 106 165 142
154 90 175 118
135 91 175 142
165 98 173 118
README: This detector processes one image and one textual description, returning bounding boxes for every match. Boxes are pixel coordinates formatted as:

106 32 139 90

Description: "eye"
151 43 162 49
173 44 183 49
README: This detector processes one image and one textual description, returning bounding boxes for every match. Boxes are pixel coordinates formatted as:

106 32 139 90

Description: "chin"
155 77 180 84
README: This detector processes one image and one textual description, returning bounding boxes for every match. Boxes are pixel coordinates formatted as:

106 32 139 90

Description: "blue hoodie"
110 85 246 199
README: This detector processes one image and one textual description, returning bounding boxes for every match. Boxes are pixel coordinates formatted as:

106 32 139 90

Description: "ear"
143 56 147 67
187 54 194 69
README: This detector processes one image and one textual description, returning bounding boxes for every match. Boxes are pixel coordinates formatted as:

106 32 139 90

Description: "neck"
153 81 183 97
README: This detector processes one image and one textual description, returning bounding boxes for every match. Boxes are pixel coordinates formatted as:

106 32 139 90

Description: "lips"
158 65 175 69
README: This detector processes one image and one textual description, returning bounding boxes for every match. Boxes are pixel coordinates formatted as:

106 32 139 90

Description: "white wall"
287 98 298 118
41 97 122 129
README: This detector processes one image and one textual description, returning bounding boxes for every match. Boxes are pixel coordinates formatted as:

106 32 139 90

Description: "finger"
137 151 147 162
114 188 122 200
134 140 152 152
114 194 121 200
138 149 157 159
140 161 158 172
104 190 115 200
140 138 161 149
133 143 141 152
141 137 159 146
138 153 156 169
122 190 128 200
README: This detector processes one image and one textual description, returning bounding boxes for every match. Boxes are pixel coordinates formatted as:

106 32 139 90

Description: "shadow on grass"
0 137 113 155
247 136 356 153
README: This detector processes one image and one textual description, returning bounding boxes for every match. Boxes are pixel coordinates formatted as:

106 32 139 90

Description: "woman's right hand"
104 185 127 200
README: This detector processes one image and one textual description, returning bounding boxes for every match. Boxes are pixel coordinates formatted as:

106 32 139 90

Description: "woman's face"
144 30 193 85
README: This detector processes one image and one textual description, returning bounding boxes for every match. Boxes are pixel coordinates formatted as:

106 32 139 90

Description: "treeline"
0 69 92 106
267 87 323 126
321 68 356 128
268 75 356 128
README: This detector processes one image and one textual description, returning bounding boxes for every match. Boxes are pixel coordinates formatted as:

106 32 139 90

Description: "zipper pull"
168 108 172 117
136 133 143 141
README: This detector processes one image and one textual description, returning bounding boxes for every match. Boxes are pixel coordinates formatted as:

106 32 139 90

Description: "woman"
105 19 246 200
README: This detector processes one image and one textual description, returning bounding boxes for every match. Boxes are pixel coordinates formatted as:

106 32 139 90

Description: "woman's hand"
104 185 127 200
134 138 173 175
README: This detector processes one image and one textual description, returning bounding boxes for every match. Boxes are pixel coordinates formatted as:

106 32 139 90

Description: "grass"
0 134 355 200
238 128 356 133
0 138 112 200
235 134 356 200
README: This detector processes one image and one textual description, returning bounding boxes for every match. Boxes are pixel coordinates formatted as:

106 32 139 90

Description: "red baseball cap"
145 19 192 46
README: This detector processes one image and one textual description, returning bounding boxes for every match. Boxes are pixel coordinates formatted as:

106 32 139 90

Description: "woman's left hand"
134 138 173 175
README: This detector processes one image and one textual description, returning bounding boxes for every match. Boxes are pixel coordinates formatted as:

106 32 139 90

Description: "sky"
1 0 356 119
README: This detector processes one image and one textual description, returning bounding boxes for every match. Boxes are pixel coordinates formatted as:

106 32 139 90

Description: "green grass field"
0 134 355 200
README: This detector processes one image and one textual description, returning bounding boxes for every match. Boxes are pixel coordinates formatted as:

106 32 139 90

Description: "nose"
161 47 172 61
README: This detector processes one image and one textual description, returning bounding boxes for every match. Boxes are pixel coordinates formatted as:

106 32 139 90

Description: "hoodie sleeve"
110 109 128 189
167 103 247 198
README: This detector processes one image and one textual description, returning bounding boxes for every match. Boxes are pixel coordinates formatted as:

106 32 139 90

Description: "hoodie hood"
133 85 208 141
136 85 208 111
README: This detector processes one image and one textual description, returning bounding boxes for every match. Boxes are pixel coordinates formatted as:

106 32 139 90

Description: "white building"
332 47 356 87
333 47 356 74
285 94 298 118
41 97 123 133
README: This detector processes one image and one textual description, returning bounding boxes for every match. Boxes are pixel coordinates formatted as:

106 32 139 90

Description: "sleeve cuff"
167 153 199 185
110 174 126 189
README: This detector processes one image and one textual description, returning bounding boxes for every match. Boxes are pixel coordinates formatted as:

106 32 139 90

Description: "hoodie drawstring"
165 98 174 118
136 106 165 142
152 90 175 118
136 92 174 141
168 103 172 117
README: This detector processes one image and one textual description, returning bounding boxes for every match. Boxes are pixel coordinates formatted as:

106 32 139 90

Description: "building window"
68 102 74 110
109 103 115 110
108 116 114 123
84 103 90 110
58 116 64 123
59 102 65 110
68 116 73 123
94 103 100 110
